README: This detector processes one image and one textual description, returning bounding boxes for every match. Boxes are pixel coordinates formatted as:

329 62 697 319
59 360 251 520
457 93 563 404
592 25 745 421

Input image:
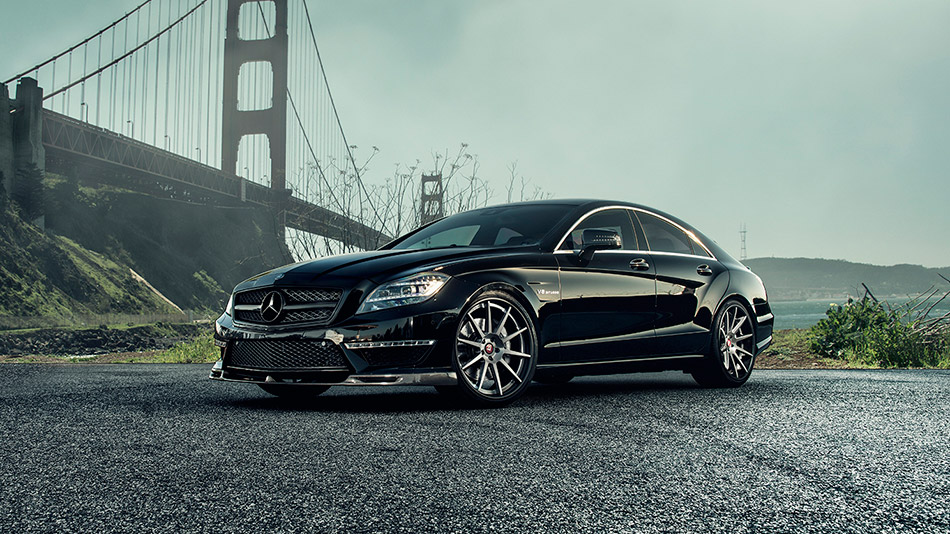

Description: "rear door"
633 210 727 355
553 208 656 362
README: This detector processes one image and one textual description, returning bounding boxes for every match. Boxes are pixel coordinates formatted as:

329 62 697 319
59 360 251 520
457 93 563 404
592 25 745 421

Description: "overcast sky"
3 0 948 267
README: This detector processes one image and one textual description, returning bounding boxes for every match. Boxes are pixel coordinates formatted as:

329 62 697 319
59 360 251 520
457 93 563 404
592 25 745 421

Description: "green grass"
118 331 219 363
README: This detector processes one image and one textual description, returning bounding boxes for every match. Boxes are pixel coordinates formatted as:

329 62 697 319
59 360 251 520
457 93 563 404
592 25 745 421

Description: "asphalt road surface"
1 365 949 533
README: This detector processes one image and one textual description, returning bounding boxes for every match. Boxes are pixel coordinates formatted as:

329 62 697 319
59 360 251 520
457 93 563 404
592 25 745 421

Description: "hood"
236 246 505 290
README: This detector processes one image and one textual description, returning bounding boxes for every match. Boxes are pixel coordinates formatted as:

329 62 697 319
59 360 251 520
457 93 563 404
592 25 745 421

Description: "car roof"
480 198 736 264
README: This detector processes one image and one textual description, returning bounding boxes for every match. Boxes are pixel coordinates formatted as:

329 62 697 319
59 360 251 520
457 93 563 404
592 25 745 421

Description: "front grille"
227 340 349 370
285 309 333 323
236 309 265 323
236 289 269 305
284 289 340 303
233 287 343 326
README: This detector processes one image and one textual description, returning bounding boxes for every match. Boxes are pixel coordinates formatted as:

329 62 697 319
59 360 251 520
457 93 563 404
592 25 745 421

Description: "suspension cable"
43 1 208 102
3 0 153 85
300 0 384 231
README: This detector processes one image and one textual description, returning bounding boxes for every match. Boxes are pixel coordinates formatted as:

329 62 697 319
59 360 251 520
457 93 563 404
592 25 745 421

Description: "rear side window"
635 211 694 255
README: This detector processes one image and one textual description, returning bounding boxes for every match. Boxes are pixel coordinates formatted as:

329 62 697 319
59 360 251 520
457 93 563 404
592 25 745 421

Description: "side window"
690 235 712 258
559 209 638 251
635 211 694 255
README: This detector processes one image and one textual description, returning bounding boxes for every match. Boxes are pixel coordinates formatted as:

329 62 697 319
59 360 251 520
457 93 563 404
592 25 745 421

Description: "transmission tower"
420 173 444 225
739 223 748 261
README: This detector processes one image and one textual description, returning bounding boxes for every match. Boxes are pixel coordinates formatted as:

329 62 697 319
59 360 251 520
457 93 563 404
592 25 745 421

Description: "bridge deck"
41 110 389 250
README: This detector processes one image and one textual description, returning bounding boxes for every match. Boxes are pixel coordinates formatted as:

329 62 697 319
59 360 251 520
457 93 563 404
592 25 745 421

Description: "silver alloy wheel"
455 298 534 398
717 302 755 379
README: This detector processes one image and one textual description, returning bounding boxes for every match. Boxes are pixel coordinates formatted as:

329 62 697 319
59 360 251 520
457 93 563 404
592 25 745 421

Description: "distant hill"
744 257 950 301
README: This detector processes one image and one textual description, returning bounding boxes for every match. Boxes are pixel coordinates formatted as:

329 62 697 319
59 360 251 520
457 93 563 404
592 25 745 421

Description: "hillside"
745 257 950 301
0 175 293 323
0 201 179 319
43 177 292 312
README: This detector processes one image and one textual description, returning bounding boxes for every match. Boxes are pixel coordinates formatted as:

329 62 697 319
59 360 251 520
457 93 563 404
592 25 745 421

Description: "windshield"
390 204 572 250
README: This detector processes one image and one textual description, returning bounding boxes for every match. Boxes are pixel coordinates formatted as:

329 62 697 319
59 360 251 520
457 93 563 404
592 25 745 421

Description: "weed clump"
809 288 950 368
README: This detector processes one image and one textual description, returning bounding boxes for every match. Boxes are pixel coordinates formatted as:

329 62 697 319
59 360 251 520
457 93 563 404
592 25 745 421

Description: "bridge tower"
420 173 444 225
221 0 289 192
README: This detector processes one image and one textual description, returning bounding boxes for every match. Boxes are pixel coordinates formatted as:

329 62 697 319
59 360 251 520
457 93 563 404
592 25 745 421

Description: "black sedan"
210 199 773 406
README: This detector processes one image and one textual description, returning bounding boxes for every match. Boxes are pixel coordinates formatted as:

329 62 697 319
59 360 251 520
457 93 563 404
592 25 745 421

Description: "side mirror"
577 229 622 263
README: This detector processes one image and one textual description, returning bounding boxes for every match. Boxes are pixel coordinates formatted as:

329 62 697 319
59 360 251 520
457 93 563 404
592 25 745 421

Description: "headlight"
225 293 234 316
358 272 449 313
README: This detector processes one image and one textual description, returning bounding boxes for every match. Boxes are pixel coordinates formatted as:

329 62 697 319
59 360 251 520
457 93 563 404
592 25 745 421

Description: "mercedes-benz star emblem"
259 291 284 323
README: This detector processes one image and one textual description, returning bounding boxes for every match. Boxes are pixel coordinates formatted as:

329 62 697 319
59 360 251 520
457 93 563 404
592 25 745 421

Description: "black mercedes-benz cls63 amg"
210 199 773 406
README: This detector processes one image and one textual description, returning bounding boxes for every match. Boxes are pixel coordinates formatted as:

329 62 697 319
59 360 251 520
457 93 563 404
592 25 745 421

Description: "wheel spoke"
461 354 483 371
503 327 527 343
477 361 489 390
731 313 748 333
734 333 753 342
735 354 749 373
735 346 754 358
495 306 512 336
467 314 485 339
458 338 482 349
493 363 503 396
505 349 532 359
486 301 492 335
499 359 523 384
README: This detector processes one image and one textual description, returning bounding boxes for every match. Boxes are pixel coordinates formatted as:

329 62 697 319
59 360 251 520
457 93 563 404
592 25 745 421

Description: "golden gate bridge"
1 0 391 251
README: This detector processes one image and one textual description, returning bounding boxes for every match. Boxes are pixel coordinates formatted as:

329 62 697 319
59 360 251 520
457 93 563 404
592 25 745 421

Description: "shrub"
810 294 950 368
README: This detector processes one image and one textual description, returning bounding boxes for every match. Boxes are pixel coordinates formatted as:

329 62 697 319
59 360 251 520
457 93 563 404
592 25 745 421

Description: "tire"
691 299 756 388
440 290 538 407
258 384 330 399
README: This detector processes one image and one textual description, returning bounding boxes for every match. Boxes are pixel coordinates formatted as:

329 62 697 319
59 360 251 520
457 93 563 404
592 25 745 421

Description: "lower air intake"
228 340 349 370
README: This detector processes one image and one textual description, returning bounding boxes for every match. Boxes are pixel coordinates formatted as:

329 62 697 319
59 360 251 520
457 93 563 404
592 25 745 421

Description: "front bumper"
208 359 457 386
209 307 459 387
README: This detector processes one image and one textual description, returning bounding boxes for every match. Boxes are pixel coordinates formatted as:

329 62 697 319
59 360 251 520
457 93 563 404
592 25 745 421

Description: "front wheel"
440 291 538 407
691 299 756 388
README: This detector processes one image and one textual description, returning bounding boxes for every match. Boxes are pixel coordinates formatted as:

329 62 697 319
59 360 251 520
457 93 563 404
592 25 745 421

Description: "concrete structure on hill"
0 78 46 200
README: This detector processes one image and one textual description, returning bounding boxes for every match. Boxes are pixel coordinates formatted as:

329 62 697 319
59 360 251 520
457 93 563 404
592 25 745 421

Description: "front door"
553 208 656 362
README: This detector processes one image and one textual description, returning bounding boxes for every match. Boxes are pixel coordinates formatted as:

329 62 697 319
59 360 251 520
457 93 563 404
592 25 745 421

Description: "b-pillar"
221 0 289 193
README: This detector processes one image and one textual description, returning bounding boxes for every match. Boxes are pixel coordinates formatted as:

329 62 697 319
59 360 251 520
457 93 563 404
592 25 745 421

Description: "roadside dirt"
0 323 207 359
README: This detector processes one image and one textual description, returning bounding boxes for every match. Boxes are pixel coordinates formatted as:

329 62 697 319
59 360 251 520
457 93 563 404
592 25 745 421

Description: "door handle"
697 264 713 276
629 258 650 271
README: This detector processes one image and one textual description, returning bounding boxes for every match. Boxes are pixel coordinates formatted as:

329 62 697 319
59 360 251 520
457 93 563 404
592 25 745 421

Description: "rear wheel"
438 291 537 407
691 299 756 388
258 384 330 399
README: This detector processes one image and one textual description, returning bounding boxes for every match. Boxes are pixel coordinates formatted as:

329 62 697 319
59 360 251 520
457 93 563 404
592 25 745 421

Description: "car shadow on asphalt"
217 373 717 413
